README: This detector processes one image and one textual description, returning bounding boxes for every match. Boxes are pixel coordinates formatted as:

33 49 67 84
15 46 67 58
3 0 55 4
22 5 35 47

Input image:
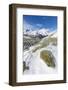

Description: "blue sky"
23 15 57 32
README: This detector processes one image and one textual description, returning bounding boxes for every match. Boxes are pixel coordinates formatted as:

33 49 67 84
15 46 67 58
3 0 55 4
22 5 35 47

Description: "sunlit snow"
23 33 58 74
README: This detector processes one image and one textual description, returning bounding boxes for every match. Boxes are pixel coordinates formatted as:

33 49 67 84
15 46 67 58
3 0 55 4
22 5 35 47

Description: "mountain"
24 28 57 38
24 28 50 37
51 32 57 38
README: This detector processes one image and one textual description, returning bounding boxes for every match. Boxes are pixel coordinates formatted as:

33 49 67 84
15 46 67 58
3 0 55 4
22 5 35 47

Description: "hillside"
23 32 57 74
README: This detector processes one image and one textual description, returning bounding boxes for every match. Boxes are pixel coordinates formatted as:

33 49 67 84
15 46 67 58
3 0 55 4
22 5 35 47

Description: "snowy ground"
23 42 58 75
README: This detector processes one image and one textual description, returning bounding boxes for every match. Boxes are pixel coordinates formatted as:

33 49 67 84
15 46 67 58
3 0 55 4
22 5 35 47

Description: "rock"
40 50 55 67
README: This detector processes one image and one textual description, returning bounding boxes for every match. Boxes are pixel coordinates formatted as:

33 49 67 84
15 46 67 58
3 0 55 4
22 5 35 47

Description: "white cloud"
23 21 33 32
36 24 42 27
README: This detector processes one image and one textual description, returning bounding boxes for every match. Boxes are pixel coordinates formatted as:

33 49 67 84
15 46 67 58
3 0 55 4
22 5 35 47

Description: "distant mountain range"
24 28 57 38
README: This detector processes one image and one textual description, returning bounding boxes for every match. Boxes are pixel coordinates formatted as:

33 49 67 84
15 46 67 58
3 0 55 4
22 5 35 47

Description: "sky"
23 15 57 32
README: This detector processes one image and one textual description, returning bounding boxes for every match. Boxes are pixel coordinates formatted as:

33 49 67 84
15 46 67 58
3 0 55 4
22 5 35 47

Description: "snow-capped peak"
24 28 50 36
37 28 49 36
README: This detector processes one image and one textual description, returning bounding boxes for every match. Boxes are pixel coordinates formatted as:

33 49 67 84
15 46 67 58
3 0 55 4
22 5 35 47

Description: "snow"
37 28 49 36
23 43 57 75
24 28 50 36
51 32 57 38
23 31 57 75
24 36 31 39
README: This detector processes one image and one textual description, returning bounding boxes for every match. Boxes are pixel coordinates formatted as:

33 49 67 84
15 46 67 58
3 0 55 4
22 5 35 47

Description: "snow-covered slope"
23 31 57 75
51 32 57 38
23 44 57 74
